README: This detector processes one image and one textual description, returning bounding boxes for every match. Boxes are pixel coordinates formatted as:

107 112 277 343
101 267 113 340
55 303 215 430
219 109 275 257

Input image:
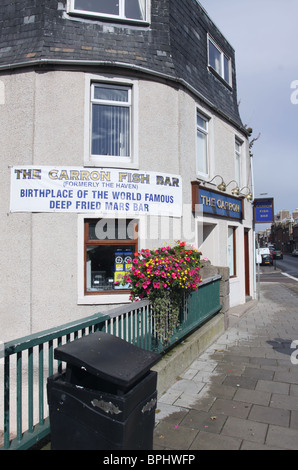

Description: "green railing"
0 275 221 450
156 274 222 352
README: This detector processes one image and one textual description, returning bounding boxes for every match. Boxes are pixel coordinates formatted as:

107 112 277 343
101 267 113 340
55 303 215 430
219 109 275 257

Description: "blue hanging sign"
254 198 274 224
194 186 243 220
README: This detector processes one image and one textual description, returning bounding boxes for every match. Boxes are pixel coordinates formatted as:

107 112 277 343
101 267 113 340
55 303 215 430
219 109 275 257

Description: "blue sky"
199 0 298 229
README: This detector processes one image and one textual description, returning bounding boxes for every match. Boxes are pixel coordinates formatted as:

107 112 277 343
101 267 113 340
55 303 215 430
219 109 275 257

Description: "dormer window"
68 0 149 23
208 36 231 86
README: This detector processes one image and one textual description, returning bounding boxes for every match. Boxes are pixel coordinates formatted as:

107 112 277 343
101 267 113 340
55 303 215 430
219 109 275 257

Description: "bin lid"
54 331 161 389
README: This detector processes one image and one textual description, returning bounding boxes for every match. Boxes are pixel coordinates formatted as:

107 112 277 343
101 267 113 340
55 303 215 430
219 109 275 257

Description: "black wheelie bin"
47 331 161 450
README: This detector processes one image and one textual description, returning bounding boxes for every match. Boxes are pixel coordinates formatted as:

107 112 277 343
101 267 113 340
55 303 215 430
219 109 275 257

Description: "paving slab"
233 388 271 406
266 425 298 450
248 404 290 426
221 416 268 443
189 430 242 450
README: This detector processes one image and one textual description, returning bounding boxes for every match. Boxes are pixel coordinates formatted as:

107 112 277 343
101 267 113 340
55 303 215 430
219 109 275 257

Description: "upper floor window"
208 37 231 85
68 0 149 23
85 76 138 169
196 112 209 177
91 83 131 158
235 138 242 186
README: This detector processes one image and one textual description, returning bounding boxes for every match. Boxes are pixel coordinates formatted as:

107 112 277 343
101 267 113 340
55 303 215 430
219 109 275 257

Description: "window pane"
94 86 129 103
209 41 221 75
125 0 146 20
86 245 135 291
92 104 130 156
74 0 119 15
235 157 241 186
197 114 207 130
235 140 241 185
197 130 208 174
228 228 235 276
88 219 137 240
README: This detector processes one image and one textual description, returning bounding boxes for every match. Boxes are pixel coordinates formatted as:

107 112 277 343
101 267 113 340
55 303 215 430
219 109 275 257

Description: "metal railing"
1 275 221 450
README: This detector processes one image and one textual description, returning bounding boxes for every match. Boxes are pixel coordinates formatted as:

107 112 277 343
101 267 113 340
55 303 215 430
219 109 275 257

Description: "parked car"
292 249 298 257
261 253 273 265
272 249 283 259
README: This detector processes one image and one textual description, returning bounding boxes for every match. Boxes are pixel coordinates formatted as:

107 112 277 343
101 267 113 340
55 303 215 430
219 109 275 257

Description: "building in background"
0 0 254 341
269 209 298 252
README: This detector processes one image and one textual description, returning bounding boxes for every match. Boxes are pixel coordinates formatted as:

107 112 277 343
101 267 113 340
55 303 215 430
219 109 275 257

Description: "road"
259 253 298 286
275 253 298 278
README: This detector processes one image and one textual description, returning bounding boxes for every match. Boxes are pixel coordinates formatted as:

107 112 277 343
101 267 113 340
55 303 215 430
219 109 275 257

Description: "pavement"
153 271 298 450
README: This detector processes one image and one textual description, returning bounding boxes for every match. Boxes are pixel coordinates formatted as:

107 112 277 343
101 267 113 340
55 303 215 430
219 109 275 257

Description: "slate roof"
0 0 245 130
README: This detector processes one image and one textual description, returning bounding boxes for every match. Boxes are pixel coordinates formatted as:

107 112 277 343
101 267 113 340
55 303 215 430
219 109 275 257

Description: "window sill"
85 157 139 170
68 10 150 27
208 66 232 90
78 293 131 305
196 174 209 182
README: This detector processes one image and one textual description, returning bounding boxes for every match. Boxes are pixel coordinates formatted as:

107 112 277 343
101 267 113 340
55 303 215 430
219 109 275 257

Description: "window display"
85 219 138 294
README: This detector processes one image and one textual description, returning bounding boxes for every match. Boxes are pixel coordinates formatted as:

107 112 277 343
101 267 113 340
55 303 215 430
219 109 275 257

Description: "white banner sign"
10 166 182 217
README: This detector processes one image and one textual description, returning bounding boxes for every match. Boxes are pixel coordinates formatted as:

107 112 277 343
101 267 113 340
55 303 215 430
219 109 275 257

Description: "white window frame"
91 83 131 159
78 214 139 305
196 110 210 178
228 225 237 277
235 137 242 187
208 35 231 86
67 0 150 24
84 74 139 169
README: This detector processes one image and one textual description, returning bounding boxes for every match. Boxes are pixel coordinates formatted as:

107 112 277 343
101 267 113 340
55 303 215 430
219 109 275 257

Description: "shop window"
84 218 138 294
228 226 236 277
68 0 149 23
